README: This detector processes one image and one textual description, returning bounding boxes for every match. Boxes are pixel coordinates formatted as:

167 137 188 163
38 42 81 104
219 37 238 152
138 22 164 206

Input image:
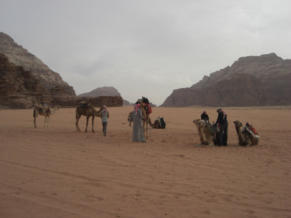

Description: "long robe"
132 107 146 142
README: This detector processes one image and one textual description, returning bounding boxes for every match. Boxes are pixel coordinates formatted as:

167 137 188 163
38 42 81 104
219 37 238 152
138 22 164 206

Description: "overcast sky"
1 0 291 105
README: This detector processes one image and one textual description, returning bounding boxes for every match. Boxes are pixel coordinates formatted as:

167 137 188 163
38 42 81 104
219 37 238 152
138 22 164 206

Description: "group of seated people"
200 109 228 146
152 116 166 129
200 108 260 146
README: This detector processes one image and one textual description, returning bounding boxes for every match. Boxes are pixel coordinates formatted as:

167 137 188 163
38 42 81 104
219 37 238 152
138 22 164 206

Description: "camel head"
193 119 201 127
193 119 208 128
233 120 243 128
94 108 101 117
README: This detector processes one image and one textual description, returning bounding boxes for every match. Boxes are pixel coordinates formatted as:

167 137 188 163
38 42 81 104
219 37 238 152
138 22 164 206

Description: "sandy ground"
0 106 291 218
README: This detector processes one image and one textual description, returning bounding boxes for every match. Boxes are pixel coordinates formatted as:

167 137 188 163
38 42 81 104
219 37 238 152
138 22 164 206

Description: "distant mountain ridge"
162 53 291 107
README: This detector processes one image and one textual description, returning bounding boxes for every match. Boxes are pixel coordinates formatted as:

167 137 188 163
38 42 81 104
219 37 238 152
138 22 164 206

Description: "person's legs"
219 132 223 146
223 123 228 146
102 122 107 136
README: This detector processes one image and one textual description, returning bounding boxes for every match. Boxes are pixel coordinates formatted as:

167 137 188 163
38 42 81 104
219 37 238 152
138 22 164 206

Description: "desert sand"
0 106 290 218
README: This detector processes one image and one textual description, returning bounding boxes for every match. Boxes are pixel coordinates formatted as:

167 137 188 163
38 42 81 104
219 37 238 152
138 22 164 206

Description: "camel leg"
33 109 37 128
193 121 204 145
198 128 203 144
249 134 259 145
34 117 37 128
91 116 95 133
201 127 208 145
146 121 149 139
205 134 211 145
143 121 148 139
45 116 49 128
197 126 207 145
76 115 81 132
201 125 210 145
44 115 49 128
144 121 147 139
241 133 248 146
85 116 89 132
242 132 250 145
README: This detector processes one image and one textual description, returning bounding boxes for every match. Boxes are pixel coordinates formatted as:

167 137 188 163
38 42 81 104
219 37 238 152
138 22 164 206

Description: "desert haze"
0 106 291 218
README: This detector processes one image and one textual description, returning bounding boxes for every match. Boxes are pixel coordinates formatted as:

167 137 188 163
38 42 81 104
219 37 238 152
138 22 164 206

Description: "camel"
140 103 153 138
193 119 217 145
75 102 101 132
233 120 259 146
33 104 56 128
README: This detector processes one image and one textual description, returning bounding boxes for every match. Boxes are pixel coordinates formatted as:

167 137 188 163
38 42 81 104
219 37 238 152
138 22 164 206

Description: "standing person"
100 105 109 136
200 111 209 123
132 100 146 142
215 108 228 146
222 114 228 145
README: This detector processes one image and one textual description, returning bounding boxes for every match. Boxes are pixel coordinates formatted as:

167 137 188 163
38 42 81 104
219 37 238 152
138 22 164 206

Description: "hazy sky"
1 0 291 105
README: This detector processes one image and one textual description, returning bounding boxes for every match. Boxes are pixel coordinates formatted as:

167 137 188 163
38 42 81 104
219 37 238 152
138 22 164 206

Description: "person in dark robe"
215 108 228 146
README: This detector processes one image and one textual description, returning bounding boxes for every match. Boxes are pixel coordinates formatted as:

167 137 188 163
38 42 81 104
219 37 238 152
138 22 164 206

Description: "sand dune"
0 106 290 218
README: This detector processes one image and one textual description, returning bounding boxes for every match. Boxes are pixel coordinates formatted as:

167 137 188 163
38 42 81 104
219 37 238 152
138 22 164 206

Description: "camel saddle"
79 101 90 108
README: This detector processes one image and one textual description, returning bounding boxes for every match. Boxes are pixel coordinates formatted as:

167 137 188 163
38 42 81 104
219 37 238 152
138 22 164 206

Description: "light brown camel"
140 103 153 138
75 102 101 132
233 120 259 146
33 104 55 128
193 119 216 145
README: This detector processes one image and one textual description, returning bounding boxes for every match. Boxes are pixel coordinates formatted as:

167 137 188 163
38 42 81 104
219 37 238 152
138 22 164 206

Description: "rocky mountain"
162 53 291 107
79 86 131 106
79 86 121 97
0 32 75 108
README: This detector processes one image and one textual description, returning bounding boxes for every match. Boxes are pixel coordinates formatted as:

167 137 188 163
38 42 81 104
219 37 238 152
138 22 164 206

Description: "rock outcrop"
79 86 129 106
52 96 123 108
162 53 291 107
79 86 121 97
0 32 75 108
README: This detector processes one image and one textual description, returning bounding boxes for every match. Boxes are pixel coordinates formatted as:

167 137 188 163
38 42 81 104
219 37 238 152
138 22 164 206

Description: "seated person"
200 111 209 123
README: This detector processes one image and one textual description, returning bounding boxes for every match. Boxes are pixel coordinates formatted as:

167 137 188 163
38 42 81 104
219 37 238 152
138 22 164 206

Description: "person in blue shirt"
100 105 109 136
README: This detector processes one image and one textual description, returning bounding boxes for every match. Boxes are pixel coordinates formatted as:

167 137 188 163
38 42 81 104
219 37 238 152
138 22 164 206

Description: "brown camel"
233 120 259 146
193 119 216 145
75 102 101 132
33 104 56 128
